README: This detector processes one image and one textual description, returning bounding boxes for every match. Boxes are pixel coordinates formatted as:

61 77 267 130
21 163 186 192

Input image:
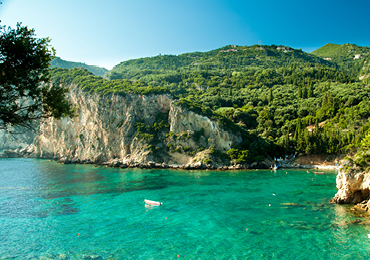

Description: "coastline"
1 148 341 171
282 164 339 170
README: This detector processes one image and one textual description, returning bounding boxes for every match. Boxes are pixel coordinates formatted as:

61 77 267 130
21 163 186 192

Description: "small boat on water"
315 172 324 175
144 199 162 206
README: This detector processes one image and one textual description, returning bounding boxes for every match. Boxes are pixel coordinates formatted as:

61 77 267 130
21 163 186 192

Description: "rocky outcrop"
0 129 36 151
22 84 243 166
2 144 36 158
32 84 172 163
359 58 370 81
169 105 242 152
331 170 370 204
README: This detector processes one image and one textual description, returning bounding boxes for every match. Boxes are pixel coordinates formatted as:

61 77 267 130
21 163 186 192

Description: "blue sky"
1 0 370 69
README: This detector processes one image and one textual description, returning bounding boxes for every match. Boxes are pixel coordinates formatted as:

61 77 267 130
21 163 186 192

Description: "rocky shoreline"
0 147 269 170
1 146 339 171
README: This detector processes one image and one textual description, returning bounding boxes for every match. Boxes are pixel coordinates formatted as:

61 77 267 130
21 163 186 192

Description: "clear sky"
1 0 370 70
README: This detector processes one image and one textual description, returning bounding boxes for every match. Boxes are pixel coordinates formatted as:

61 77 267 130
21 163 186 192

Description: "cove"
0 158 370 259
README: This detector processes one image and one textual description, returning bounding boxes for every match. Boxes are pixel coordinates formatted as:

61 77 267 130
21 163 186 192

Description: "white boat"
144 199 162 206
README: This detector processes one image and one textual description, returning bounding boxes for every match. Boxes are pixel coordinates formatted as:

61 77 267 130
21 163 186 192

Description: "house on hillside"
220 49 239 53
276 46 291 52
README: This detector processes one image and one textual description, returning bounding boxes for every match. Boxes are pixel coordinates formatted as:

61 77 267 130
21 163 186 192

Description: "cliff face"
31 84 242 165
0 129 35 151
359 58 370 81
332 170 370 204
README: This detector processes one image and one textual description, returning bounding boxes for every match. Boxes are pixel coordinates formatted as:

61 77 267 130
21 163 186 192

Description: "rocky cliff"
331 170 370 204
330 149 370 217
331 147 370 203
0 129 35 151
331 168 370 217
24 84 242 166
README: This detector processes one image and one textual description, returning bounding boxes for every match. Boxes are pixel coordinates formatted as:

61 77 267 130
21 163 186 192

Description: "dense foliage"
108 45 330 80
312 43 370 81
50 57 108 77
50 43 370 162
341 133 370 174
50 68 170 96
0 23 74 130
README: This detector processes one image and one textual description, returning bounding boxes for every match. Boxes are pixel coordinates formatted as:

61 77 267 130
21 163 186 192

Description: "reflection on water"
1 159 370 259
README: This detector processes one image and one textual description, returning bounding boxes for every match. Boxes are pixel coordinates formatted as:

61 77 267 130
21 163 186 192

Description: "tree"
0 23 74 130
308 84 314 98
297 85 302 98
268 88 273 103
361 133 370 149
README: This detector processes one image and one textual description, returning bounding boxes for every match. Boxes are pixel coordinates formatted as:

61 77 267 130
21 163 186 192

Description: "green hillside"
50 43 370 163
50 57 108 77
311 43 343 57
311 43 370 79
108 44 330 80
357 55 370 82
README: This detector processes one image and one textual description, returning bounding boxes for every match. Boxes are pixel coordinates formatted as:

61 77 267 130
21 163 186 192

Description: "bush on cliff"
49 68 170 96
226 148 249 163
341 133 370 173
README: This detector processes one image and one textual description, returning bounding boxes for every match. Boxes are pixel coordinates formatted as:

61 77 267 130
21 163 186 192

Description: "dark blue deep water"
0 158 370 259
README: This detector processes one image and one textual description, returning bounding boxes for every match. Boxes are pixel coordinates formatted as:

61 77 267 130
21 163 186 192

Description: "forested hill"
312 43 370 80
108 45 330 80
49 43 370 163
50 57 108 77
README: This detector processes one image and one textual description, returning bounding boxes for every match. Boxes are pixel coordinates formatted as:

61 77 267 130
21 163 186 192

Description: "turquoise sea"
1 158 370 259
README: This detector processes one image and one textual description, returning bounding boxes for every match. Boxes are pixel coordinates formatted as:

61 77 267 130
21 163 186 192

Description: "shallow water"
0 158 369 259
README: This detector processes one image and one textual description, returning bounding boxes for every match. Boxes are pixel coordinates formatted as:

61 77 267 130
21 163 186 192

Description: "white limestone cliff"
332 170 370 204
29 84 242 165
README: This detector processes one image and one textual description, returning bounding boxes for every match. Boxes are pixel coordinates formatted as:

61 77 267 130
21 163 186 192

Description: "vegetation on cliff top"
341 133 370 174
50 57 108 77
312 43 370 79
49 68 170 96
49 43 370 163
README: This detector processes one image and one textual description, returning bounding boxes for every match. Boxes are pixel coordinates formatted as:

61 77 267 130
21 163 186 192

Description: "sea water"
0 158 369 259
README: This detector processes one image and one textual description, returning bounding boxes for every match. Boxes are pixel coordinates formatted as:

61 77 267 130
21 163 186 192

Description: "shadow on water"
42 182 169 199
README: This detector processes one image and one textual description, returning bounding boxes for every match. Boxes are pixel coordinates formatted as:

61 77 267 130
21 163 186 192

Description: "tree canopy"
0 23 74 130
49 43 370 162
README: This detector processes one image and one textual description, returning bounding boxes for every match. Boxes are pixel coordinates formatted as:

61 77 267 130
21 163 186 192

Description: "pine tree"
315 118 319 134
302 86 307 99
268 89 273 104
308 84 314 98
294 118 301 140
284 130 289 149
322 93 328 107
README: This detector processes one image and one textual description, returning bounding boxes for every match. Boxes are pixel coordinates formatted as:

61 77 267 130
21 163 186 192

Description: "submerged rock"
58 253 70 260
58 157 70 164
280 203 305 207
82 255 103 260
